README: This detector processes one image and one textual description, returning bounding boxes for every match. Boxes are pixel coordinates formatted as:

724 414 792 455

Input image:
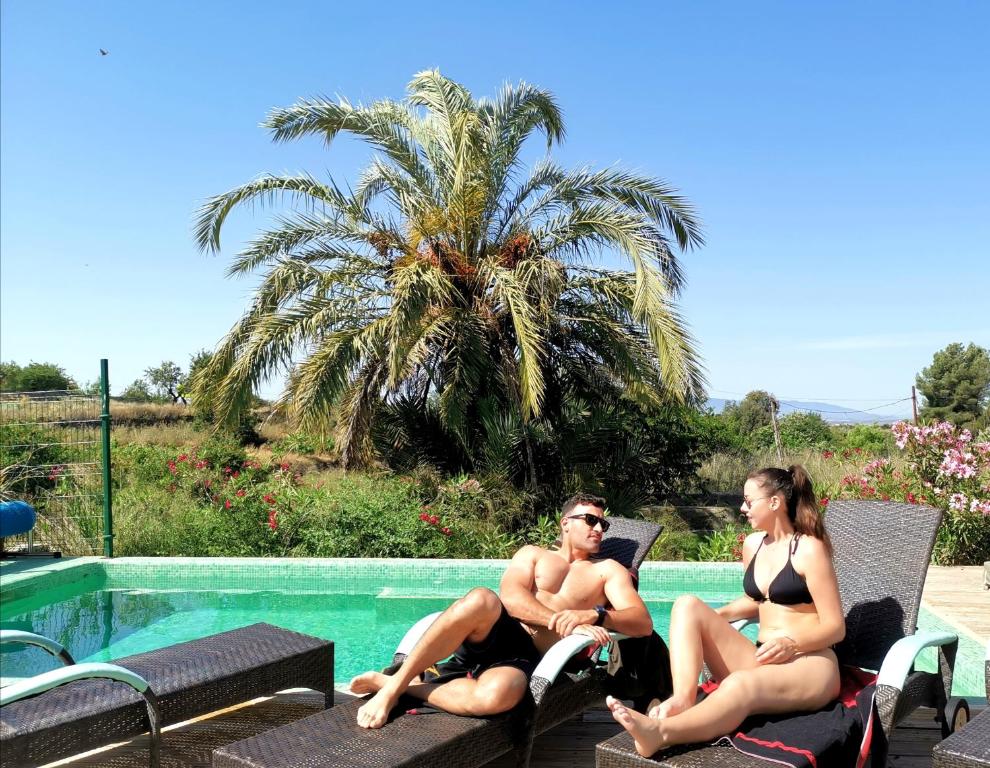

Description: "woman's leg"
608 649 841 756
653 595 759 717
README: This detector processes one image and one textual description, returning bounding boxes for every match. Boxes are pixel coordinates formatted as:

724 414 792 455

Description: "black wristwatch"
593 605 607 626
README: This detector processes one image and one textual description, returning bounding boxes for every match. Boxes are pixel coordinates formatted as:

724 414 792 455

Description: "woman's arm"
716 596 760 622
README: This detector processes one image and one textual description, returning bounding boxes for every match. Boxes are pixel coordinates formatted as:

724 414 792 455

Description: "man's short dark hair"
561 492 607 517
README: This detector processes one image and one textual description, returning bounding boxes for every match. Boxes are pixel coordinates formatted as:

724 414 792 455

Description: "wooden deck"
49 689 979 768
922 565 990 644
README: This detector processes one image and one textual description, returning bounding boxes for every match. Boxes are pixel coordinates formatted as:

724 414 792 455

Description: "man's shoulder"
591 556 634 578
511 544 554 561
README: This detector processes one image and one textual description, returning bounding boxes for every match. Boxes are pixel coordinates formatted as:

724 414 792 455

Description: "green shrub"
0 423 73 498
692 524 747 562
269 431 332 457
834 424 893 456
642 505 700 560
196 433 247 470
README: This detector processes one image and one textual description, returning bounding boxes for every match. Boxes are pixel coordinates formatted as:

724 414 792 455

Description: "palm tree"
193 70 706 470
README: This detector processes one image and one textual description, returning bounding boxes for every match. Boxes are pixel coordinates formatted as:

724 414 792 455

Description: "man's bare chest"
533 557 607 601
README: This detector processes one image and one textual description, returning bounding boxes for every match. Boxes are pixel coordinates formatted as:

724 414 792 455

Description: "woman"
607 465 845 756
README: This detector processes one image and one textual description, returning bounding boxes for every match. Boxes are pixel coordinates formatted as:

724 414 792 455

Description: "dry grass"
110 401 194 425
697 448 905 495
113 422 202 447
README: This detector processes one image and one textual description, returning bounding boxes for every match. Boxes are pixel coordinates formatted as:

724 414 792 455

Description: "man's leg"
354 587 506 728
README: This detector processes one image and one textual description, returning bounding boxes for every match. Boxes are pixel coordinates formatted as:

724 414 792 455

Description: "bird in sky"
99 49 109 56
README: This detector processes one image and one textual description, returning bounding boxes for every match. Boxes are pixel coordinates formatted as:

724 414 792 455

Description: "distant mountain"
704 398 909 425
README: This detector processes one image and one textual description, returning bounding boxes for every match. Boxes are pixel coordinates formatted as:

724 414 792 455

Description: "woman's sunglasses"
565 513 610 532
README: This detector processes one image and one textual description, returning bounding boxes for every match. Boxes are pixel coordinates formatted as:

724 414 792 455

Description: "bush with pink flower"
836 420 990 564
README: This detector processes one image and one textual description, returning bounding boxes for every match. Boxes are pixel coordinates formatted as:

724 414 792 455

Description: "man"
350 493 654 728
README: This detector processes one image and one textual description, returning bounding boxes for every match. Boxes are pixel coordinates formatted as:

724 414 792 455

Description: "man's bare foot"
349 670 389 695
606 696 667 757
356 686 401 729
646 693 694 719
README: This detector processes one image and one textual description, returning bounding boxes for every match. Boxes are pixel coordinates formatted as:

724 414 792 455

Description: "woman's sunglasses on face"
566 512 610 532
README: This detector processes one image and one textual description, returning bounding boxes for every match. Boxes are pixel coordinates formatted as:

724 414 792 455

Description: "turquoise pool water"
0 583 690 682
0 558 984 696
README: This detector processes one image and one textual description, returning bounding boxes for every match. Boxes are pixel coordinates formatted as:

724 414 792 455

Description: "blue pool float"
0 500 37 538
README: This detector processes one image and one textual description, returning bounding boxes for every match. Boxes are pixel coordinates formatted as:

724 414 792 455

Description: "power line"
707 388 908 403
775 397 912 416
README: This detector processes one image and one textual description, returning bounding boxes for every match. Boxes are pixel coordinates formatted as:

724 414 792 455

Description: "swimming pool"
0 557 984 696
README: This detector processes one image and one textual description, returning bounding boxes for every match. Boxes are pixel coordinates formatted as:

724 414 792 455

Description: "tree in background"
754 411 832 451
144 361 186 404
193 70 705 470
916 343 990 429
0 361 77 392
722 390 777 436
119 379 154 402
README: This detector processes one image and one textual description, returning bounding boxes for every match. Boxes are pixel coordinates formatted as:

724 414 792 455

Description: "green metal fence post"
100 359 114 558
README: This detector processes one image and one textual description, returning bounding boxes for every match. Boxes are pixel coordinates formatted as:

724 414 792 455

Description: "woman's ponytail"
788 464 831 555
748 464 832 555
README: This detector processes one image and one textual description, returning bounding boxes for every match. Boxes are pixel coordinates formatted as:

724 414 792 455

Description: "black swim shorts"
432 605 542 680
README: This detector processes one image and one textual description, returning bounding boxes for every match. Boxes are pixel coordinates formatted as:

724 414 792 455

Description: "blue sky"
2 1 987 416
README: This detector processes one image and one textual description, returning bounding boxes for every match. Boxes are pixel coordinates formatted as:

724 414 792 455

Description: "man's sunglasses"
565 513 610 532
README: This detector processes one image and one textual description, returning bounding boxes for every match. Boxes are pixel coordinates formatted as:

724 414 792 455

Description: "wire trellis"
1 389 107 555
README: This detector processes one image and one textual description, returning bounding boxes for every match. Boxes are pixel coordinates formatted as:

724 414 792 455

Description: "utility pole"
911 386 918 425
769 394 784 464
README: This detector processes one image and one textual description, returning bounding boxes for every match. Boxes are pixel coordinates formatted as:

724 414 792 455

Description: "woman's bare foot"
647 693 694 719
606 696 667 756
356 685 401 729
349 670 389 695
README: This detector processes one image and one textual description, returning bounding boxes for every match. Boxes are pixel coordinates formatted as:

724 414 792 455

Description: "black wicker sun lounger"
933 642 990 768
213 516 662 768
0 622 333 768
596 500 963 768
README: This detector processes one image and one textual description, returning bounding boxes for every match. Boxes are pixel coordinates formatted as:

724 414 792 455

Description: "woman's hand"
755 636 799 665
572 623 611 646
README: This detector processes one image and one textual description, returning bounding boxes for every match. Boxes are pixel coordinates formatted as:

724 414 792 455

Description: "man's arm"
598 561 653 637
551 562 653 638
499 545 555 627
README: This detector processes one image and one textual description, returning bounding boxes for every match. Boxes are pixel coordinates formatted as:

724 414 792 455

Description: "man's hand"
548 608 598 637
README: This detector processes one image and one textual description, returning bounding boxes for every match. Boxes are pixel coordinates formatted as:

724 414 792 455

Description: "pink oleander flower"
949 493 968 512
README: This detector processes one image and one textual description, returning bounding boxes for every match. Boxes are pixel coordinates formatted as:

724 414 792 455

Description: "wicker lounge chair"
932 641 990 768
597 500 960 768
0 622 333 767
213 516 662 768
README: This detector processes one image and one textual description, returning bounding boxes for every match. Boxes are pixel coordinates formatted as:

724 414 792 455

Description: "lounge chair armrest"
395 611 443 657
528 631 628 700
0 662 152 706
876 630 958 690
0 629 75 666
731 618 755 632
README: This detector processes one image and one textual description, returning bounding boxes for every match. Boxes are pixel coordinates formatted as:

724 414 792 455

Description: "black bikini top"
743 534 814 605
